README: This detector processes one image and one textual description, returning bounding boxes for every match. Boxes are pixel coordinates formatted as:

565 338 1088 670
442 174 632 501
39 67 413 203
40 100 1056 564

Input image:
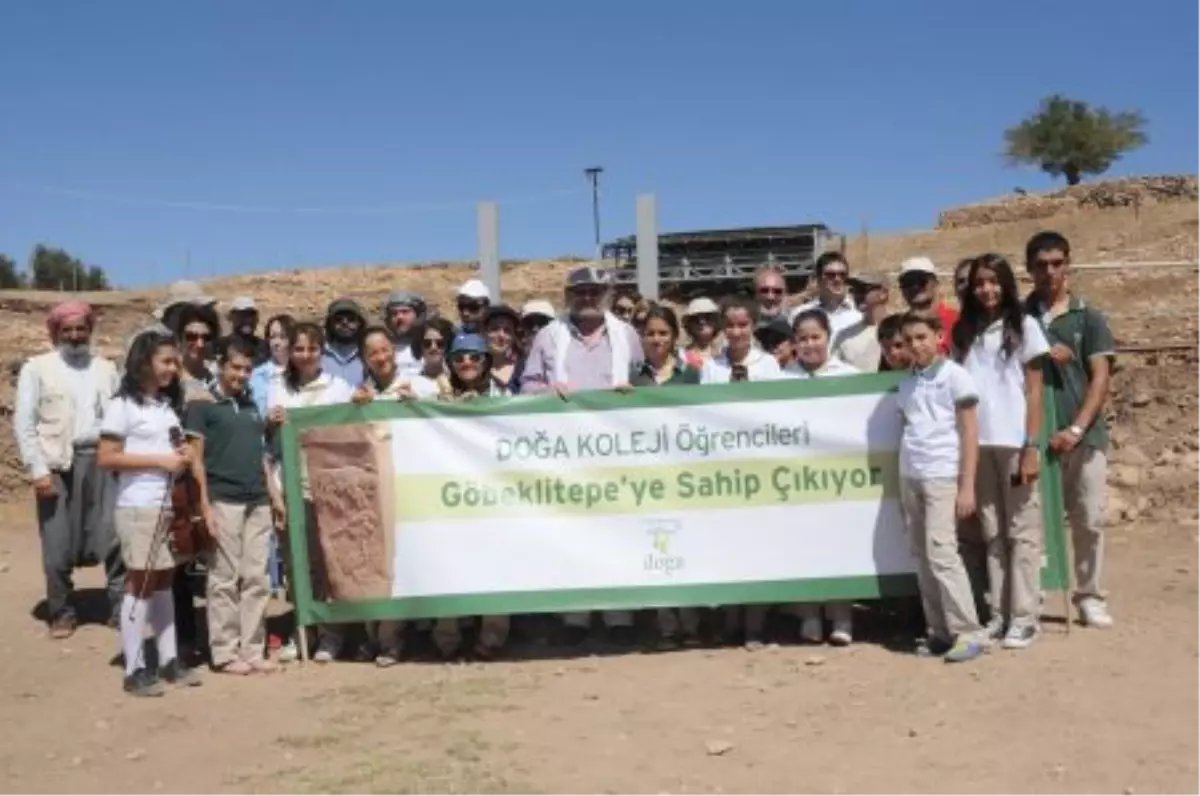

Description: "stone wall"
937 175 1198 230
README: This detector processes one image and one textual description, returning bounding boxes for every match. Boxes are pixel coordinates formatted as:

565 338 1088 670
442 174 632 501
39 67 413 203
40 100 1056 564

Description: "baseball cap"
899 256 938 278
684 297 720 317
457 279 491 301
230 296 256 312
521 299 556 321
385 290 426 310
755 316 793 347
448 332 489 356
565 265 611 290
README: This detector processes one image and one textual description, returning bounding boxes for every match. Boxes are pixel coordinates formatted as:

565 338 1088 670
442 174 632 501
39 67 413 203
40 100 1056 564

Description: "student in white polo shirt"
700 298 784 385
788 253 863 342
897 312 987 663
951 253 1050 650
784 308 859 645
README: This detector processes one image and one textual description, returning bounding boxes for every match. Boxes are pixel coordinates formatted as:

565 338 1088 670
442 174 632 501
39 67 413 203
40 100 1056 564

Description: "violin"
166 427 213 558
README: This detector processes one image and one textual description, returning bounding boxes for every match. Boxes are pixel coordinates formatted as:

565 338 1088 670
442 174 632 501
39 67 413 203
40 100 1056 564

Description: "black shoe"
123 668 165 698
159 658 203 687
608 626 637 647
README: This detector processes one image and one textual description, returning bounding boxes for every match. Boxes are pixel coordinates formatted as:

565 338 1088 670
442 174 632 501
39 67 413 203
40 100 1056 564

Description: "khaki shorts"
114 506 177 572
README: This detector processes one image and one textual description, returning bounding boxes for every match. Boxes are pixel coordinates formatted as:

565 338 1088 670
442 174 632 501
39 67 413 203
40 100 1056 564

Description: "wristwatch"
1067 424 1085 438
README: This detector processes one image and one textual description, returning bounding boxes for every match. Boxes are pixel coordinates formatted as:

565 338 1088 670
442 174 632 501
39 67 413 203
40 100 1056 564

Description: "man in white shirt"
14 301 122 637
789 252 863 342
831 280 889 372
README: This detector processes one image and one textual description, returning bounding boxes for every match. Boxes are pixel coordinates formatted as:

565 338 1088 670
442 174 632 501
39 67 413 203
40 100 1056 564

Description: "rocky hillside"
0 177 1195 514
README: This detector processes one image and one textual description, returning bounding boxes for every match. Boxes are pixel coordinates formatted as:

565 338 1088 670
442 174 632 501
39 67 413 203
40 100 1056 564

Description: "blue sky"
0 1 1195 287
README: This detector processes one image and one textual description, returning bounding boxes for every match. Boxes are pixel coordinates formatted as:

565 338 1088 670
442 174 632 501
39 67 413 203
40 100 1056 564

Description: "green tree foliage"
1004 95 1148 186
28 244 111 291
0 254 25 289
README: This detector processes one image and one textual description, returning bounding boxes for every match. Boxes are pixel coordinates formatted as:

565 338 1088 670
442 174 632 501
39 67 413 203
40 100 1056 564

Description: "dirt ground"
0 497 1195 794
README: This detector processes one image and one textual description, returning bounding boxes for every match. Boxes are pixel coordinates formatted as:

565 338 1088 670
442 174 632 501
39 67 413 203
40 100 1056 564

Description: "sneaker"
1079 598 1114 629
983 615 1005 641
915 637 953 658
375 649 402 668
943 638 986 663
313 634 342 664
123 668 165 698
828 619 852 647
277 639 299 663
799 616 823 643
49 613 77 640
1001 620 1040 650
160 659 203 687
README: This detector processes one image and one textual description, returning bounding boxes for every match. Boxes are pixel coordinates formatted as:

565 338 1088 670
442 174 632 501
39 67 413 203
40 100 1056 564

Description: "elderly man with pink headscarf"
14 301 123 638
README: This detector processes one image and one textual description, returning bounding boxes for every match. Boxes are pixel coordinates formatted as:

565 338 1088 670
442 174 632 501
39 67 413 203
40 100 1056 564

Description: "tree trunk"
1064 163 1082 185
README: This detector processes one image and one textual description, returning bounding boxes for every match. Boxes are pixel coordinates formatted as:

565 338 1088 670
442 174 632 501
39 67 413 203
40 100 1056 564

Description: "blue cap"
449 332 489 356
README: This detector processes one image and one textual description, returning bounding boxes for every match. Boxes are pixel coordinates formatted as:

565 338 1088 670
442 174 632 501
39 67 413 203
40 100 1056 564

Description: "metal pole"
585 167 604 259
477 201 501 300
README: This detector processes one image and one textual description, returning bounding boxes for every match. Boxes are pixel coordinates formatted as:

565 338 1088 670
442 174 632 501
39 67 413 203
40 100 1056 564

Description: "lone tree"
1004 94 1148 186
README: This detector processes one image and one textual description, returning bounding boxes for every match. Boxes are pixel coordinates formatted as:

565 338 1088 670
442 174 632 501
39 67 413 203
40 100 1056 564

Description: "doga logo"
643 519 685 576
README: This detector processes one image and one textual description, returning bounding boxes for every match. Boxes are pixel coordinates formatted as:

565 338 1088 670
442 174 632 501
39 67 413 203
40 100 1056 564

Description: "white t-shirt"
700 347 785 384
100 395 180 509
788 297 864 343
266 371 355 412
785 358 860 379
961 316 1050 447
898 359 979 480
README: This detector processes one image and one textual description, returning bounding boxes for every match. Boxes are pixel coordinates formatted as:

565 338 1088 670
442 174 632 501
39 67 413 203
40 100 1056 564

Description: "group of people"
14 229 1117 695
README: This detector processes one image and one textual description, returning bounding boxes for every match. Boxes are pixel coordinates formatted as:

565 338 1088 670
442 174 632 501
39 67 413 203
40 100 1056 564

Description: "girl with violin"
98 328 205 697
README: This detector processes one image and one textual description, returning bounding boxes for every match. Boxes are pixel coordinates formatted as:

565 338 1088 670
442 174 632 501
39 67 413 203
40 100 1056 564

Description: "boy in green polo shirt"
1024 231 1117 629
184 338 282 673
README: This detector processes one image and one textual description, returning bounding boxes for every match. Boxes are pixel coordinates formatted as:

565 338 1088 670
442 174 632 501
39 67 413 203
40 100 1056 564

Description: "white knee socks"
120 594 148 677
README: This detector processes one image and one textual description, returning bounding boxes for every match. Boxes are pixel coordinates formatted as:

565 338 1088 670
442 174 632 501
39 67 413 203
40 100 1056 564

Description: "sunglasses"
899 273 932 290
458 301 486 313
423 337 445 351
822 269 849 282
571 287 605 300
333 314 360 325
451 352 485 365
184 331 212 343
690 314 717 326
757 287 784 296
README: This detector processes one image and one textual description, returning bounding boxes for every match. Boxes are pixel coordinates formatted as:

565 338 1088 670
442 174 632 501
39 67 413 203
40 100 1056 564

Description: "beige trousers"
976 447 1044 623
432 616 510 655
206 502 273 666
1061 447 1108 602
901 477 982 641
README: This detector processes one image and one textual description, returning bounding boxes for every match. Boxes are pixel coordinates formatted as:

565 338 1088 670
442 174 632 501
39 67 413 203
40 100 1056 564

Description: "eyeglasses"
757 287 784 297
423 338 445 351
458 301 486 313
822 269 849 282
451 352 484 365
184 331 212 343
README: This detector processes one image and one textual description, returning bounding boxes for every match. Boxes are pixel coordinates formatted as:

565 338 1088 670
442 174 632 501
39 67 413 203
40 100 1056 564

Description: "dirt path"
0 502 1195 794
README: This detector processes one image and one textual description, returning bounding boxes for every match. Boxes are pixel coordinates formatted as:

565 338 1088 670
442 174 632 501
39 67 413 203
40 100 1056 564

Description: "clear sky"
0 1 1195 287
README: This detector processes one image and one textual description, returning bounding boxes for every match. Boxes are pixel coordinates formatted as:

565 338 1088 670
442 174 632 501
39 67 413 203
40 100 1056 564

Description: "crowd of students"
13 229 1118 695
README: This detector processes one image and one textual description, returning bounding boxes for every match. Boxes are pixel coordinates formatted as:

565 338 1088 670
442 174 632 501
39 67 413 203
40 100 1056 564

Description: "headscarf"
47 301 93 338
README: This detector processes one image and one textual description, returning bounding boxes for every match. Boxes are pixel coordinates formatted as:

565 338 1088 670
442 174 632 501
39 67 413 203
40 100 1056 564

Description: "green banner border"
279 374 1069 627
